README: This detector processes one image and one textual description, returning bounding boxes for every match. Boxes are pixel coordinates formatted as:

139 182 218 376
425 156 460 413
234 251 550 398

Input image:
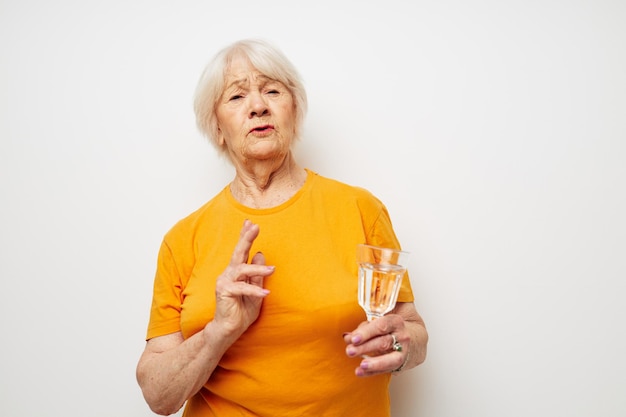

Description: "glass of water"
357 244 409 321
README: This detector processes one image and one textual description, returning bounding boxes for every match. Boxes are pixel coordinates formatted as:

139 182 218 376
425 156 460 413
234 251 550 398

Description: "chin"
246 142 287 159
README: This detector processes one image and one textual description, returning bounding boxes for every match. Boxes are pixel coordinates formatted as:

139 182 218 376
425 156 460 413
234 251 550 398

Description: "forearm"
136 322 235 415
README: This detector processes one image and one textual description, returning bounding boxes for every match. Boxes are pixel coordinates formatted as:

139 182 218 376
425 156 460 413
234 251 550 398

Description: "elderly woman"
136 39 428 416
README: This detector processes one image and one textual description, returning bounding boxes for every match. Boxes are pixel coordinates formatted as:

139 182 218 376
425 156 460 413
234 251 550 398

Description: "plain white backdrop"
1 1 625 416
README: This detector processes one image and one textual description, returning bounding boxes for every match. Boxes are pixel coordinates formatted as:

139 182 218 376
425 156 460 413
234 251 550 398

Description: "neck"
230 154 307 208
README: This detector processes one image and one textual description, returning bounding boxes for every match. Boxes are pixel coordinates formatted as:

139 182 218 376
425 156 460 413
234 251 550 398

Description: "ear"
216 127 225 146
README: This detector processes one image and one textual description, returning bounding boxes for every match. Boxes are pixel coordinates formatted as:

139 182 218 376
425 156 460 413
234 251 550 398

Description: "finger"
250 251 266 266
248 251 269 288
230 263 275 282
216 263 273 298
345 334 389 359
218 280 271 298
230 220 260 265
355 352 405 377
345 316 406 359
348 315 400 346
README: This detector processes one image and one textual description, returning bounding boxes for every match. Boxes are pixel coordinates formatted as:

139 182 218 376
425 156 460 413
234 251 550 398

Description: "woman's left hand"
343 302 428 377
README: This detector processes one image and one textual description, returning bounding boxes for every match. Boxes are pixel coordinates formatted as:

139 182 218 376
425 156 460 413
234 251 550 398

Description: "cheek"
216 118 244 144
281 106 297 133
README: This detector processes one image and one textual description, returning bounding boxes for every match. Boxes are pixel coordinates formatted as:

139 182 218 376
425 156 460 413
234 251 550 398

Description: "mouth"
249 124 274 134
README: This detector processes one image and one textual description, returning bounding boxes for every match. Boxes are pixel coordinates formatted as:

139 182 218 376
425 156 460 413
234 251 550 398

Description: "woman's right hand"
211 220 274 339
137 220 273 415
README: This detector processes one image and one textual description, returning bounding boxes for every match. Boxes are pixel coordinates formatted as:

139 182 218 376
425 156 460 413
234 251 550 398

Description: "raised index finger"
229 220 260 266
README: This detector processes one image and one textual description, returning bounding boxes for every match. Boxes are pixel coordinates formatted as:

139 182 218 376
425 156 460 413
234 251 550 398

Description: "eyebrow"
226 75 278 90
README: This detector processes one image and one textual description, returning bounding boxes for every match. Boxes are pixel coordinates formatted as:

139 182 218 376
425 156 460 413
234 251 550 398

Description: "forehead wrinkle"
226 73 274 90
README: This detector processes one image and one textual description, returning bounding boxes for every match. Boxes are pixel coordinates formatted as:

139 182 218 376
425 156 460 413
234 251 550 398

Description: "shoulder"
309 170 385 211
162 186 229 244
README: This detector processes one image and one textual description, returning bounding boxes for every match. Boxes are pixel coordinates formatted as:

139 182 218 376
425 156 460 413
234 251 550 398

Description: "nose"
248 91 269 118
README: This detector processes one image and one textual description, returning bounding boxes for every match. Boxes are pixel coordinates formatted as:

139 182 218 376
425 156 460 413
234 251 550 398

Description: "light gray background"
1 1 625 416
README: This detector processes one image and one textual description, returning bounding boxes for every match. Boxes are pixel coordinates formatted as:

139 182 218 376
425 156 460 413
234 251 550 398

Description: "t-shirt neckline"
223 168 316 215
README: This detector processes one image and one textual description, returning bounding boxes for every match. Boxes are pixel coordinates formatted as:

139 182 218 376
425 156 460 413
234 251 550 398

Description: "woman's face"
216 55 296 165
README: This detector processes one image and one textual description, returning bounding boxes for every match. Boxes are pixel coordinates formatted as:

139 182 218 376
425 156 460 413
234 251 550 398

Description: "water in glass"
358 263 405 321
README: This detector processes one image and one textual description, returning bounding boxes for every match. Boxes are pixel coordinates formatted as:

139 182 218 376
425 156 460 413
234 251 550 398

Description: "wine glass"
357 244 409 321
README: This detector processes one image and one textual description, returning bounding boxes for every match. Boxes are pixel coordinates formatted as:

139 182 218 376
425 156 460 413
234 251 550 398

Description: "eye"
266 89 280 95
229 94 243 101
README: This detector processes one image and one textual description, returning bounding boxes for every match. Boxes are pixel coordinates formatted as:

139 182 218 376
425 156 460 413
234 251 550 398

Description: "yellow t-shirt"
147 169 414 417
